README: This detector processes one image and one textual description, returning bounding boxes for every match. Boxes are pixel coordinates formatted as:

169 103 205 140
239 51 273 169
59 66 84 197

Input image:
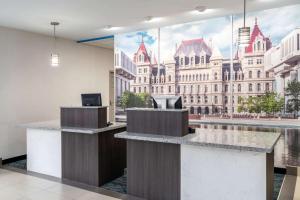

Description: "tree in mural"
120 91 152 110
285 80 300 118
260 92 284 115
238 92 284 116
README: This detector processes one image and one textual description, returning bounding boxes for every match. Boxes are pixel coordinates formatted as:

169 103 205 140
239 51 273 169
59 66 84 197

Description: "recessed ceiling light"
144 16 162 23
103 25 121 31
195 6 207 13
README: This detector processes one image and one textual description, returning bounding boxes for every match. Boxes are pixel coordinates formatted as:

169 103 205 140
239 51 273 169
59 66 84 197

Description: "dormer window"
190 57 194 66
180 57 184 66
139 55 142 62
201 56 205 64
257 41 261 51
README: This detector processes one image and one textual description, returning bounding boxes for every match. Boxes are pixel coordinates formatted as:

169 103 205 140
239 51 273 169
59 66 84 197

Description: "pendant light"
238 0 250 47
50 22 60 67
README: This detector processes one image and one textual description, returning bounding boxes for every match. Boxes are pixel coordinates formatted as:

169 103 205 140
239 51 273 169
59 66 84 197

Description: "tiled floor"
0 168 119 200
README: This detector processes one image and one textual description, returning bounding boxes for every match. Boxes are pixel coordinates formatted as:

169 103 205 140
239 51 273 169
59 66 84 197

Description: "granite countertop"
115 128 281 153
126 108 188 112
19 120 126 134
61 106 108 109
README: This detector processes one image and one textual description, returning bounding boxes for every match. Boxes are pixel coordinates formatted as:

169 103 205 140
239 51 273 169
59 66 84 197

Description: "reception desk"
21 106 127 187
115 108 281 200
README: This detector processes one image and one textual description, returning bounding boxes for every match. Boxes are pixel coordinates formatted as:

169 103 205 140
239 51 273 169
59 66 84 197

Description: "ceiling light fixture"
238 0 250 47
195 6 207 13
104 25 121 31
144 16 162 23
50 22 60 67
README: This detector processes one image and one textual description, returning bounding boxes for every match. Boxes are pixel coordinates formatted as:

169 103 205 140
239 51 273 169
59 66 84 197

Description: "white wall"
0 26 113 159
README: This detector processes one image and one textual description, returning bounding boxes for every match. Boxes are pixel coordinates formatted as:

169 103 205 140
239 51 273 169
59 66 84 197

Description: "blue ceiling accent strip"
77 35 114 43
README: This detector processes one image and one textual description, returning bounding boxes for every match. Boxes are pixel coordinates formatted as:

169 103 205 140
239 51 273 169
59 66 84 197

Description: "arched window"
257 41 261 51
214 72 218 80
224 96 228 104
249 71 252 79
266 83 270 91
214 84 218 92
180 58 184 66
249 83 253 92
193 75 195 81
189 75 191 81
200 74 202 81
257 70 261 78
207 74 209 80
201 56 205 64
196 74 198 81
238 84 241 92
139 55 142 62
190 57 194 65
257 83 261 92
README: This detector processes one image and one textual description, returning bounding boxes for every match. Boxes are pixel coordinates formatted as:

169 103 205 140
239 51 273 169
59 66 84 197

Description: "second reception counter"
21 120 126 187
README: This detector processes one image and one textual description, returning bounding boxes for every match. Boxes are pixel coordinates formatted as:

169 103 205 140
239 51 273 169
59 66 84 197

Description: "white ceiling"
0 0 299 41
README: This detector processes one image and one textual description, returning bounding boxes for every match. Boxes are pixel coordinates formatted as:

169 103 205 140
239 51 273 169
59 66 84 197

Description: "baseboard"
2 155 26 165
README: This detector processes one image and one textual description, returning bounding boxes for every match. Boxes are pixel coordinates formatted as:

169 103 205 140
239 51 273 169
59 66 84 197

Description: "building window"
224 96 228 104
191 96 194 103
248 59 253 65
155 87 158 93
133 87 136 93
224 85 228 92
193 75 195 81
266 83 270 92
139 55 142 62
196 74 198 81
257 41 261 51
190 85 193 94
257 83 261 92
190 57 194 65
204 96 208 103
257 59 262 64
207 74 209 80
138 68 142 73
144 77 147 83
168 75 171 82
200 74 202 81
139 77 141 83
214 84 218 92
169 86 171 93
214 72 218 80
138 87 141 93
151 86 154 93
183 86 186 93
189 75 191 81
204 85 208 93
238 84 241 92
161 86 164 93
201 56 205 64
249 83 253 92
249 71 252 79
257 70 261 78
177 86 180 93
144 68 147 73
198 96 201 103
144 87 146 93
266 72 269 78
214 96 218 104
180 58 184 66
197 85 200 93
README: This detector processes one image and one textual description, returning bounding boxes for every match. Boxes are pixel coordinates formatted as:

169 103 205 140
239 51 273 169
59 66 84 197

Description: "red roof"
245 19 271 53
133 39 151 64
174 38 212 57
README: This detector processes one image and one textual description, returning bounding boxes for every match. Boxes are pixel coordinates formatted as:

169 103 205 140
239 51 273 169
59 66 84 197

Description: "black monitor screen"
152 95 182 109
81 93 102 107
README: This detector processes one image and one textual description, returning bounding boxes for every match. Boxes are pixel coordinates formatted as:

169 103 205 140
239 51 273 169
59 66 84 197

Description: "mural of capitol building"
115 19 275 114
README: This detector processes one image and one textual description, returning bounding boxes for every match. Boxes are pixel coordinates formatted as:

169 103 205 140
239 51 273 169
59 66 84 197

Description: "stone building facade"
130 20 275 114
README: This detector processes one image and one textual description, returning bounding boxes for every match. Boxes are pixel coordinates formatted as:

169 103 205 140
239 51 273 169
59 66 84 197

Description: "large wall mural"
114 4 300 120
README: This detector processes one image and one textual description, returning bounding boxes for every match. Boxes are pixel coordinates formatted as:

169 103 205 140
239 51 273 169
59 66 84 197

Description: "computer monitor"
152 95 182 109
81 93 102 107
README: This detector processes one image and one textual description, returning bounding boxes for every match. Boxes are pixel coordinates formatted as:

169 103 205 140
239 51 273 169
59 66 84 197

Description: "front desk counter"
115 108 280 200
21 120 127 187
